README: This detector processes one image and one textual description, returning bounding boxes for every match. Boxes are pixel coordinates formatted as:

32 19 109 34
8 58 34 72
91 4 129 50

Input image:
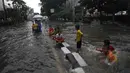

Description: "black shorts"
77 41 82 48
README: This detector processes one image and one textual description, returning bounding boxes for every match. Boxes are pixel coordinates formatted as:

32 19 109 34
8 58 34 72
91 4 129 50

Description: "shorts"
77 41 82 48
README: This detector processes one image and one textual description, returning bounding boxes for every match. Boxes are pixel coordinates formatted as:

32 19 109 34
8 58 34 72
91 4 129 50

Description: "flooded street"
0 21 59 73
63 21 130 73
0 21 130 73
1 0 129 73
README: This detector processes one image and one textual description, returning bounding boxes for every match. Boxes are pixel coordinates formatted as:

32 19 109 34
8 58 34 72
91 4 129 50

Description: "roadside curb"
60 42 87 73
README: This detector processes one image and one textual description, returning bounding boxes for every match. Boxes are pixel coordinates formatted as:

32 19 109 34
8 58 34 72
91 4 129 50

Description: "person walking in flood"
32 23 38 32
32 20 39 32
35 19 42 32
75 24 83 53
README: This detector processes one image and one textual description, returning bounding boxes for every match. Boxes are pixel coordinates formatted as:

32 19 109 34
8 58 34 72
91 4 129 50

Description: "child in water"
48 25 54 36
106 49 117 65
96 40 117 65
55 31 64 43
52 26 61 40
53 26 60 35
75 24 83 53
97 40 115 55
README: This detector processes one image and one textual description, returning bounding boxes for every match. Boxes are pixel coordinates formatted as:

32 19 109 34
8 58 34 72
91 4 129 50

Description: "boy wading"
75 25 83 53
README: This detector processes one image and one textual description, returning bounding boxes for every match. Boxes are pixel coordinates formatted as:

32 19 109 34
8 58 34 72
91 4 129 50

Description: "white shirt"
56 33 63 38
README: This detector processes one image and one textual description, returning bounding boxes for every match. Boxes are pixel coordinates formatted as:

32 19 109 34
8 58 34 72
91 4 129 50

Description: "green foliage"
79 0 128 14
40 0 66 16
6 0 29 22
79 0 93 9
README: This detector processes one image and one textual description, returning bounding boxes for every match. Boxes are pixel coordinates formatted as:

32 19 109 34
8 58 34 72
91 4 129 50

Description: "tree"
6 0 29 22
80 0 128 15
40 0 66 16
79 0 128 23
79 0 93 9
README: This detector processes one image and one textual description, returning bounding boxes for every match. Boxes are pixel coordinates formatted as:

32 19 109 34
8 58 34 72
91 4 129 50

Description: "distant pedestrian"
32 23 38 32
35 20 42 32
75 24 83 53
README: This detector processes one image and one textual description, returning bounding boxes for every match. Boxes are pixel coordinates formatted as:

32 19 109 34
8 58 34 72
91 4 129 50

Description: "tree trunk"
81 7 84 22
2 0 7 20
99 11 102 24
112 13 115 24
72 8 75 22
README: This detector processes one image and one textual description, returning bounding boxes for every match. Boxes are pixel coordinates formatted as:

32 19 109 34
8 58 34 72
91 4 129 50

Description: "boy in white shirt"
55 31 64 43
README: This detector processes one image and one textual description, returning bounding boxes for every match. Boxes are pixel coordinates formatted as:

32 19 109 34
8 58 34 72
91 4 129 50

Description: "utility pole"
81 7 85 22
70 0 75 22
97 0 102 24
2 0 7 20
72 7 75 22
71 0 80 22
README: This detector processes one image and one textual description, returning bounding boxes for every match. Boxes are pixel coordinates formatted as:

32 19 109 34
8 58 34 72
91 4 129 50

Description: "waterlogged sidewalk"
62 21 130 73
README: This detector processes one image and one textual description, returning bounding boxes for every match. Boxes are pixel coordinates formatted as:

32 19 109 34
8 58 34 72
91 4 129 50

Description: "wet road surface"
62 20 130 73
1 21 130 73
0 22 59 73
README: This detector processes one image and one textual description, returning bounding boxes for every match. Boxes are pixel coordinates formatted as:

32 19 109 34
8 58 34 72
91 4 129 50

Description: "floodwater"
0 22 58 73
62 20 130 73
1 20 130 73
